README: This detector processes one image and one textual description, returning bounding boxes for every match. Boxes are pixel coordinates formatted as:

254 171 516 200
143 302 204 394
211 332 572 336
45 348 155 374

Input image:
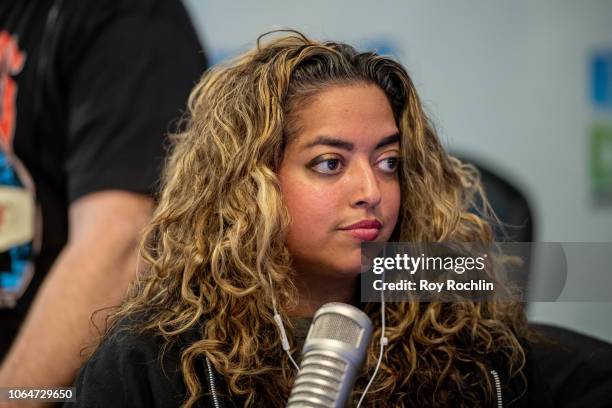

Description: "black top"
70 316 237 408
292 316 313 362
68 317 612 407
72 324 194 407
0 0 206 356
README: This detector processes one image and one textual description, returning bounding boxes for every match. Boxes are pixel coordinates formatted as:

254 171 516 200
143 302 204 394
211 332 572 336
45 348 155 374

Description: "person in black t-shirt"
0 0 206 392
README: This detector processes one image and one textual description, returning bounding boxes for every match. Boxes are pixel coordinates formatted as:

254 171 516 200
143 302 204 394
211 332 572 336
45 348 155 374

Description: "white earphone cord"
356 281 387 408
269 273 300 371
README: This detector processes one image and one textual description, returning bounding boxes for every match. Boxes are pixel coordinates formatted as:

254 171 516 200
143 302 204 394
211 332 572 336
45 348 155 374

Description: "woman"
71 31 547 407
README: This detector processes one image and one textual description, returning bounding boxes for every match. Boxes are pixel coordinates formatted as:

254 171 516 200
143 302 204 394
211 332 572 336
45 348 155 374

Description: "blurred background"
184 0 612 341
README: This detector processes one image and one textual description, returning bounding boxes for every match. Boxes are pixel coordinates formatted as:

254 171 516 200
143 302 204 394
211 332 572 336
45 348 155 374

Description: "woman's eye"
312 158 343 174
377 157 401 173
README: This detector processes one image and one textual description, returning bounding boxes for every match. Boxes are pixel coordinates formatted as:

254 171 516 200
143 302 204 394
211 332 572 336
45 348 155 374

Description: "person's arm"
0 191 152 391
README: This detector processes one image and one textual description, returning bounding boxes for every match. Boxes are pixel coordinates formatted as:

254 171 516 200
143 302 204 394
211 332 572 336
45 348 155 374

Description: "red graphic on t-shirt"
0 31 26 151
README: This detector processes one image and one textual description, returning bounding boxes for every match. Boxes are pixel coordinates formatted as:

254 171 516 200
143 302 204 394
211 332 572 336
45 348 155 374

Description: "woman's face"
278 83 401 279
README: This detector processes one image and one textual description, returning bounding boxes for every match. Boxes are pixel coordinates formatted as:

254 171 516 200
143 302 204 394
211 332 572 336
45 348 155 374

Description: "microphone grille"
310 311 363 347
287 303 373 408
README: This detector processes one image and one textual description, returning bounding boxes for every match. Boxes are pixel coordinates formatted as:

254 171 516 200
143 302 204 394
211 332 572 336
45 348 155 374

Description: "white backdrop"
184 0 612 340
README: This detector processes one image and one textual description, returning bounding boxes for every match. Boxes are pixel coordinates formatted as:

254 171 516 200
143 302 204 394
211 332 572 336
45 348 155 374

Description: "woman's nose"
349 160 382 209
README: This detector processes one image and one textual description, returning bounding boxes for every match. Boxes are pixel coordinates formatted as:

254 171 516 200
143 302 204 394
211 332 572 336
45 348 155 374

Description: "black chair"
462 156 535 242
459 155 612 406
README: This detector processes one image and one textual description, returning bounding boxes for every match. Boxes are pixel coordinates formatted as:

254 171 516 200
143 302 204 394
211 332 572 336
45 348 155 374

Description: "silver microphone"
287 302 373 408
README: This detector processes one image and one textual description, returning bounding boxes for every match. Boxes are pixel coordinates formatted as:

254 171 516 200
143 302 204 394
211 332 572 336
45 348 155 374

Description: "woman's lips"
339 219 382 241
342 228 380 241
341 219 382 229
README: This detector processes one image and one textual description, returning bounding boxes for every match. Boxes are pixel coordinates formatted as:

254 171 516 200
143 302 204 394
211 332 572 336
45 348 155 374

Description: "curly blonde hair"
107 31 528 407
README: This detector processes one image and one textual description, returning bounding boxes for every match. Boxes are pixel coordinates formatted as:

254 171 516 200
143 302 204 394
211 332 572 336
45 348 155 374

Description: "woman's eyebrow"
303 133 400 151
304 136 353 150
375 133 400 149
